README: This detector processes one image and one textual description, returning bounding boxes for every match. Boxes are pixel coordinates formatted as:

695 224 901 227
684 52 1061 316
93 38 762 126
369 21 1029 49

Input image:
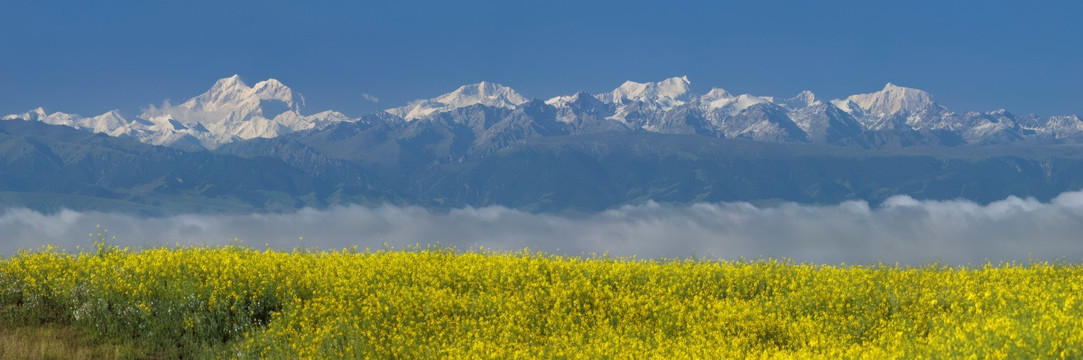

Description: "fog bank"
3 191 1083 264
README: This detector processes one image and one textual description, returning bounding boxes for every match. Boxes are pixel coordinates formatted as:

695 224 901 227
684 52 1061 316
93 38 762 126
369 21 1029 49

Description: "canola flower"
1 243 1082 359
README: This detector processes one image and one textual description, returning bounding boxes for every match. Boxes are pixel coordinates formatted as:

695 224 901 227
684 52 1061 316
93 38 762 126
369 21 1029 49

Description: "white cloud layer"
3 191 1083 264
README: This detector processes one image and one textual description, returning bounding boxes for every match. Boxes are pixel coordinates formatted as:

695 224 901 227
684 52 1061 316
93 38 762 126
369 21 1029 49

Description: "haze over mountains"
4 76 1083 214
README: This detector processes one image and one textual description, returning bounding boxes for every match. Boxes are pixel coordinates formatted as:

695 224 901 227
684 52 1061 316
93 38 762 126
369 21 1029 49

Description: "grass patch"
0 321 142 360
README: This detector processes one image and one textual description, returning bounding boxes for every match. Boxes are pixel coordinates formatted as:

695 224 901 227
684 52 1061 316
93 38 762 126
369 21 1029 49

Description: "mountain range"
3 76 1083 214
6 75 1083 150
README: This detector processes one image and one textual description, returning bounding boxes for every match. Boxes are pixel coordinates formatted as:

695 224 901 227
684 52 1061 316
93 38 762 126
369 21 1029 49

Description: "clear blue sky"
2 1 1081 118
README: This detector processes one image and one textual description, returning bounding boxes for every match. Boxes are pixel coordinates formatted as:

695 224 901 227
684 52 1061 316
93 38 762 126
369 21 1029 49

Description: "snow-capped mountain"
3 75 354 149
2 108 136 137
947 109 1026 144
542 91 630 134
7 75 1083 151
781 90 820 111
603 76 695 107
139 75 352 148
385 81 527 121
1033 114 1083 138
699 88 774 115
10 75 1083 214
830 83 951 131
833 83 936 116
540 78 1082 145
693 87 798 141
544 77 804 141
600 76 695 124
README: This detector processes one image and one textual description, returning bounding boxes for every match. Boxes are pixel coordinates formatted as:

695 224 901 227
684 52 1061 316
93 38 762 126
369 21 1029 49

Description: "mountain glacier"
5 75 1083 151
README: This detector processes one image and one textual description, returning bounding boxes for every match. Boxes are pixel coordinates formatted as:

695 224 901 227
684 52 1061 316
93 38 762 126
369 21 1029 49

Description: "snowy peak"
833 83 937 116
602 76 694 110
27 107 49 120
701 88 732 101
433 81 527 109
198 75 253 108
2 107 44 121
85 110 133 136
134 75 351 148
184 75 300 113
2 107 132 137
90 109 126 125
3 107 77 125
545 91 613 123
251 78 299 105
782 90 820 110
699 87 773 114
9 75 1083 151
545 91 592 108
591 76 697 124
3 75 354 151
386 81 527 120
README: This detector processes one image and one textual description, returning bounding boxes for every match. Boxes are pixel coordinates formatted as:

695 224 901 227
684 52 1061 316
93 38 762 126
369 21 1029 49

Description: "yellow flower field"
2 243 1082 359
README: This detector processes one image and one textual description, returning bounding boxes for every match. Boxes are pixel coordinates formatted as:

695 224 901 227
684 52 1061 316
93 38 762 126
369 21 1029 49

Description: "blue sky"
2 1 1081 118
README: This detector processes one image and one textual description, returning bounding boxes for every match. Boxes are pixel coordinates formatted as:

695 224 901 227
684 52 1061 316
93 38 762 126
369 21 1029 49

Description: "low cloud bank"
3 191 1083 264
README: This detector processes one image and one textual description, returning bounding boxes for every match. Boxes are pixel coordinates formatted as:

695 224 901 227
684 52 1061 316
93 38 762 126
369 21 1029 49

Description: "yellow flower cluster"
2 245 1082 358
